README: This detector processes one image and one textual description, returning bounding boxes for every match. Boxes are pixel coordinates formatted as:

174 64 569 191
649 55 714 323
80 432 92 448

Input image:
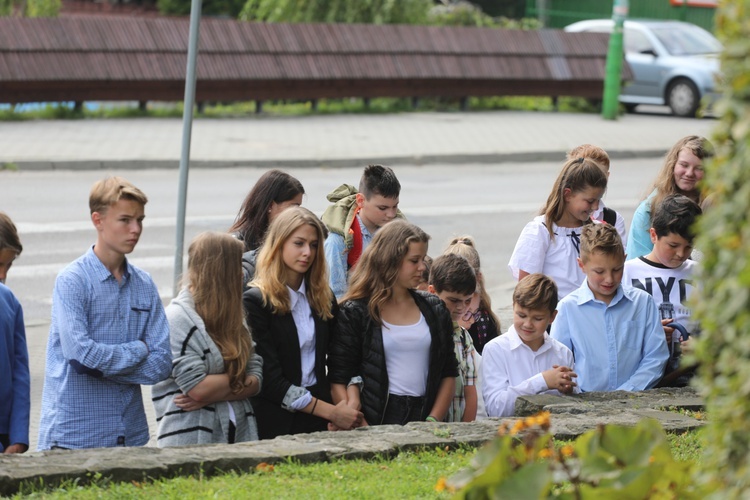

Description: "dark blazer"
243 285 336 439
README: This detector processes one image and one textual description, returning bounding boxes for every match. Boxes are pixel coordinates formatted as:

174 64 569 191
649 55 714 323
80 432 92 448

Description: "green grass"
14 430 705 498
0 95 596 121
15 446 474 499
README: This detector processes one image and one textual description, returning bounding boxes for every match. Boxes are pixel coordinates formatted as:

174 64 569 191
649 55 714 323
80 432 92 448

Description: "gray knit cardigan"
152 288 263 447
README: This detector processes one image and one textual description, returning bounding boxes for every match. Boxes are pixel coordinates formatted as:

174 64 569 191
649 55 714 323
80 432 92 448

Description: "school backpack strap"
602 207 617 226
347 208 364 269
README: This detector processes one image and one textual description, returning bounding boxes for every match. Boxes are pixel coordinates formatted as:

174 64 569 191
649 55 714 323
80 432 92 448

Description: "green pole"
602 0 628 120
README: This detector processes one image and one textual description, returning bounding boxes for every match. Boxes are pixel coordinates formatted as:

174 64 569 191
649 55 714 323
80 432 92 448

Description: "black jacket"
243 286 337 439
328 290 458 425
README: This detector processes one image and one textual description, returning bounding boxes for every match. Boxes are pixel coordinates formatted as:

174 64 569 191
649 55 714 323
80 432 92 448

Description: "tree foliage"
157 0 245 18
692 0 750 496
239 0 433 24
0 0 60 16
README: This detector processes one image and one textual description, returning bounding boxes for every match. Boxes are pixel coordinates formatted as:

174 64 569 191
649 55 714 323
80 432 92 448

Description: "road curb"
8 149 669 171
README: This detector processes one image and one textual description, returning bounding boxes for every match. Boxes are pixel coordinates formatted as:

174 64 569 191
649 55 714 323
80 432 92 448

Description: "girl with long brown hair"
328 220 457 427
153 232 262 447
508 157 608 299
244 207 362 438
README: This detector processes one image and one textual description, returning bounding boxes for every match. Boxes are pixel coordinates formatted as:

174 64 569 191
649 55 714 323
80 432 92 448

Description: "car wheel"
624 103 638 113
667 78 700 118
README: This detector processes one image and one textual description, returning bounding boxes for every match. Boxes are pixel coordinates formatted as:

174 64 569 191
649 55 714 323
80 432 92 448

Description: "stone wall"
0 387 704 496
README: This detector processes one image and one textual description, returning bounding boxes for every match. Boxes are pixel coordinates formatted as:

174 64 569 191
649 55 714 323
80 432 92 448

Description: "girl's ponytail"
540 158 608 240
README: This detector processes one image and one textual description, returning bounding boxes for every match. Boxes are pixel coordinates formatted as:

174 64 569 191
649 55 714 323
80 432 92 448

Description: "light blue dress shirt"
323 215 373 299
38 247 171 450
550 279 668 392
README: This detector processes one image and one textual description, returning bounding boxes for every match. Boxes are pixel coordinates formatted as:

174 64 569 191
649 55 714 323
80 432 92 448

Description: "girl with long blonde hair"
153 232 262 447
627 135 712 258
244 207 362 438
329 220 458 427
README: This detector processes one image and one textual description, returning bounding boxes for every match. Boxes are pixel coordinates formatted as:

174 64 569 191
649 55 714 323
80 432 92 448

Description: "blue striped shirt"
38 247 171 450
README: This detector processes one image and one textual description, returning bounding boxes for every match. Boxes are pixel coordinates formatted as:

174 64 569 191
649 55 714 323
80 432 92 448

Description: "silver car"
565 19 722 117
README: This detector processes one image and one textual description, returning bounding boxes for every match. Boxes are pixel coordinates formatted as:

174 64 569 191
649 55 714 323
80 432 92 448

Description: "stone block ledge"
0 387 704 496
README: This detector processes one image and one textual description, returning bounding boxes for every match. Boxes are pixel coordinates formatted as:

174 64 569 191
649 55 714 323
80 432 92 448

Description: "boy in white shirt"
482 274 577 418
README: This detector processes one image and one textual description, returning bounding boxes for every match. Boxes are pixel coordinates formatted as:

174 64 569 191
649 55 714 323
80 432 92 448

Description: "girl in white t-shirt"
508 157 608 299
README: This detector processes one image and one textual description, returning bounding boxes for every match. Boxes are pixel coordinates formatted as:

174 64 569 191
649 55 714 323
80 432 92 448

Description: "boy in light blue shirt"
551 223 668 392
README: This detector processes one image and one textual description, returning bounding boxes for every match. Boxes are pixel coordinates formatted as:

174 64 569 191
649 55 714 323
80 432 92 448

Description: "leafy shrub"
239 0 433 24
445 412 712 498
692 0 750 496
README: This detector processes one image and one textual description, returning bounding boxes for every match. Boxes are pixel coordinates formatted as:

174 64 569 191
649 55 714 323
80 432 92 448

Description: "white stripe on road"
16 199 637 234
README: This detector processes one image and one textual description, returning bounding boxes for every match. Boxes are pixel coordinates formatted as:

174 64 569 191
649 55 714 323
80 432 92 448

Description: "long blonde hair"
251 207 333 320
343 220 430 324
649 135 712 213
187 232 252 393
444 236 501 331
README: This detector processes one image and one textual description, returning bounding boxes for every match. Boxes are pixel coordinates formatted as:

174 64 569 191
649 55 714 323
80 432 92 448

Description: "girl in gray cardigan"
153 232 263 447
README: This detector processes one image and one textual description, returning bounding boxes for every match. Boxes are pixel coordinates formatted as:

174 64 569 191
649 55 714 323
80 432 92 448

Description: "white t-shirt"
382 315 430 397
592 200 628 247
622 256 699 333
508 215 585 299
481 326 576 418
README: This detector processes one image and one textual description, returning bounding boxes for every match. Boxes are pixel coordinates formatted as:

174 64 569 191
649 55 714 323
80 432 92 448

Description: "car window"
624 28 654 54
650 24 722 55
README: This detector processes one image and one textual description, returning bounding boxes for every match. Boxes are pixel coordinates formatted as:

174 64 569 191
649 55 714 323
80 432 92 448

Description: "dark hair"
419 255 433 286
429 253 476 296
359 164 400 200
513 273 558 313
0 212 22 255
228 170 305 251
651 194 703 243
541 158 608 240
579 223 625 262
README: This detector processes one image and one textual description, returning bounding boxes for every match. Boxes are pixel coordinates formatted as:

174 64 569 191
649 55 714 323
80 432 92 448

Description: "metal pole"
602 0 628 120
173 0 202 296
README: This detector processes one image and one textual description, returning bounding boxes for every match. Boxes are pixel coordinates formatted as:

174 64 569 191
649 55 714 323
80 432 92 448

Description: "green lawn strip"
15 430 704 498
0 96 596 121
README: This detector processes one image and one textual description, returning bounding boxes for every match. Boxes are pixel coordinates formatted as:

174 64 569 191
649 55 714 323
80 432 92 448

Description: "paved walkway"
0 109 715 169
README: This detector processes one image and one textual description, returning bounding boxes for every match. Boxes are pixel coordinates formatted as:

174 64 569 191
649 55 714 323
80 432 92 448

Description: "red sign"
669 0 717 7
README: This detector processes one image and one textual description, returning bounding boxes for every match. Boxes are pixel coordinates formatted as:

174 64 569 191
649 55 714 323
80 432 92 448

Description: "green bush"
692 0 750 496
239 0 433 24
447 412 712 498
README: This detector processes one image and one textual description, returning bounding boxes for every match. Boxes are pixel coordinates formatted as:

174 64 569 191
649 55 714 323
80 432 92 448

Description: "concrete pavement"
0 108 714 169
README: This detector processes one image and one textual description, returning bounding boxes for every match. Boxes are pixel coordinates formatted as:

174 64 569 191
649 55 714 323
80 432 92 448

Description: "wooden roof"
0 17 624 103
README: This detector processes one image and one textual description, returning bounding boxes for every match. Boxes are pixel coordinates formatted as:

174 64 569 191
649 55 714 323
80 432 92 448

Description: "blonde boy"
551 223 668 392
38 177 171 450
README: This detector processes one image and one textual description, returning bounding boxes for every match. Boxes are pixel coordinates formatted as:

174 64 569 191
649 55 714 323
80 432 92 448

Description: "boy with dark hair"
0 212 23 284
552 223 668 392
482 274 577 417
322 164 402 298
622 194 703 385
38 176 172 450
0 212 29 454
428 253 478 422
